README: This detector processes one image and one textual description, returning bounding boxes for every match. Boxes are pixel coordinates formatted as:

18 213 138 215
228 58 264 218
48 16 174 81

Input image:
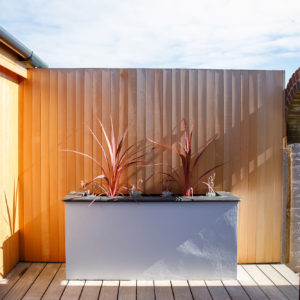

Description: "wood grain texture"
18 68 284 263
0 53 27 78
99 281 119 300
3 263 45 300
0 71 20 278
205 280 231 300
272 264 300 289
0 262 30 298
80 280 102 300
243 265 287 300
22 263 60 299
189 280 212 300
57 70 67 261
154 280 174 300
49 70 59 262
42 264 67 300
30 70 42 260
237 265 268 300
171 280 193 300
61 280 84 300
40 69 50 261
257 264 298 299
137 280 155 300
118 280 136 300
222 279 250 300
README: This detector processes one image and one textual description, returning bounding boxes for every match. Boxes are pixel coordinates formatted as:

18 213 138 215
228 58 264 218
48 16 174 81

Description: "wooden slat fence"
19 68 284 263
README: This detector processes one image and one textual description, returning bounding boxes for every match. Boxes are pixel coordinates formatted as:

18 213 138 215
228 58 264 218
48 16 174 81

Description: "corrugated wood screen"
19 68 284 263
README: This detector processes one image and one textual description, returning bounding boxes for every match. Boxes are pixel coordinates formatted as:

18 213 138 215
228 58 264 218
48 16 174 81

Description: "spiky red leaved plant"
148 119 222 196
65 117 146 197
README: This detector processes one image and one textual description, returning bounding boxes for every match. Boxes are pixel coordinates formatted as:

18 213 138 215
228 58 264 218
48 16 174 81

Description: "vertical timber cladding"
19 68 284 263
0 70 19 278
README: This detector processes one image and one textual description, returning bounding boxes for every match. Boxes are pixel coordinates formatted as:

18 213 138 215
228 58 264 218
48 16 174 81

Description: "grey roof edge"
0 25 48 68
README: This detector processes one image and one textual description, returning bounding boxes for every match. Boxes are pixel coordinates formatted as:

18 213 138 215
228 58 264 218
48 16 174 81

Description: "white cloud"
0 0 299 81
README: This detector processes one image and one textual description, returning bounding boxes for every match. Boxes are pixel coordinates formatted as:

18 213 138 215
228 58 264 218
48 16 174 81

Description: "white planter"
64 192 240 280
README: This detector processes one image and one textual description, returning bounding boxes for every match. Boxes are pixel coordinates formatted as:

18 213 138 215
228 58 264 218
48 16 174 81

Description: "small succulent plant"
127 179 143 197
203 173 216 197
161 179 173 197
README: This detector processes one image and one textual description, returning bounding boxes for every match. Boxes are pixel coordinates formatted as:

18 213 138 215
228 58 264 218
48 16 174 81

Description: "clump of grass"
2 181 18 235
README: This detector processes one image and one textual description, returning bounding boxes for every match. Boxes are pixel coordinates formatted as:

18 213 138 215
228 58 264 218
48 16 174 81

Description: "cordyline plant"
64 117 147 197
148 119 222 196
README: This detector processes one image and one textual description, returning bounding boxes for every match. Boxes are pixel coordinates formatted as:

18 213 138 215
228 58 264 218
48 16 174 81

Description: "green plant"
127 179 143 197
161 179 173 197
148 119 222 196
203 173 216 196
65 117 146 197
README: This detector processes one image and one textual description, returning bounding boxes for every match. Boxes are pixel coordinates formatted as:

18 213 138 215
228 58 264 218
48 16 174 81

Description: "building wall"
0 70 19 279
19 68 285 263
287 144 300 272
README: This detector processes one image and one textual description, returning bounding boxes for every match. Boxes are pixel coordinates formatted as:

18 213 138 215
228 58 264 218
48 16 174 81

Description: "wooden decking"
0 263 299 299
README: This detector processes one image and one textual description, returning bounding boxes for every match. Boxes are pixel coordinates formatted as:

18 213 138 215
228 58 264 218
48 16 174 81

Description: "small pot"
206 192 216 197
161 190 173 197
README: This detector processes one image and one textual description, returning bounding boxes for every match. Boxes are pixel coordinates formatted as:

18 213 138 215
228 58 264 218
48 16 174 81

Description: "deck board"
137 280 155 300
257 264 298 300
243 264 288 300
272 264 299 289
23 263 61 300
222 279 250 299
79 280 102 300
205 280 231 300
60 280 84 300
171 280 193 300
2 263 45 300
154 280 174 300
99 280 119 300
237 265 268 300
0 262 31 299
118 280 136 300
0 263 298 300
189 280 212 300
42 264 67 299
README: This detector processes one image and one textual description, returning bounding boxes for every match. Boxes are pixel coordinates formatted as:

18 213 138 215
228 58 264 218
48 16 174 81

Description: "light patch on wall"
257 152 265 168
266 147 273 161
249 160 255 173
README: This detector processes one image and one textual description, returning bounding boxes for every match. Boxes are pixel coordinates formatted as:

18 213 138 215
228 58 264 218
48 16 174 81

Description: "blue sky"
1 0 299 85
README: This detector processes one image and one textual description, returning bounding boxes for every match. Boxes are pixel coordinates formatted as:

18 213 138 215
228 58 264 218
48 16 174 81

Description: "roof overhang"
0 25 47 78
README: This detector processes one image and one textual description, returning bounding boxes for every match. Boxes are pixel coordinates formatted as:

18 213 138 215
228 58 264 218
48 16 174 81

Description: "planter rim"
63 191 240 203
